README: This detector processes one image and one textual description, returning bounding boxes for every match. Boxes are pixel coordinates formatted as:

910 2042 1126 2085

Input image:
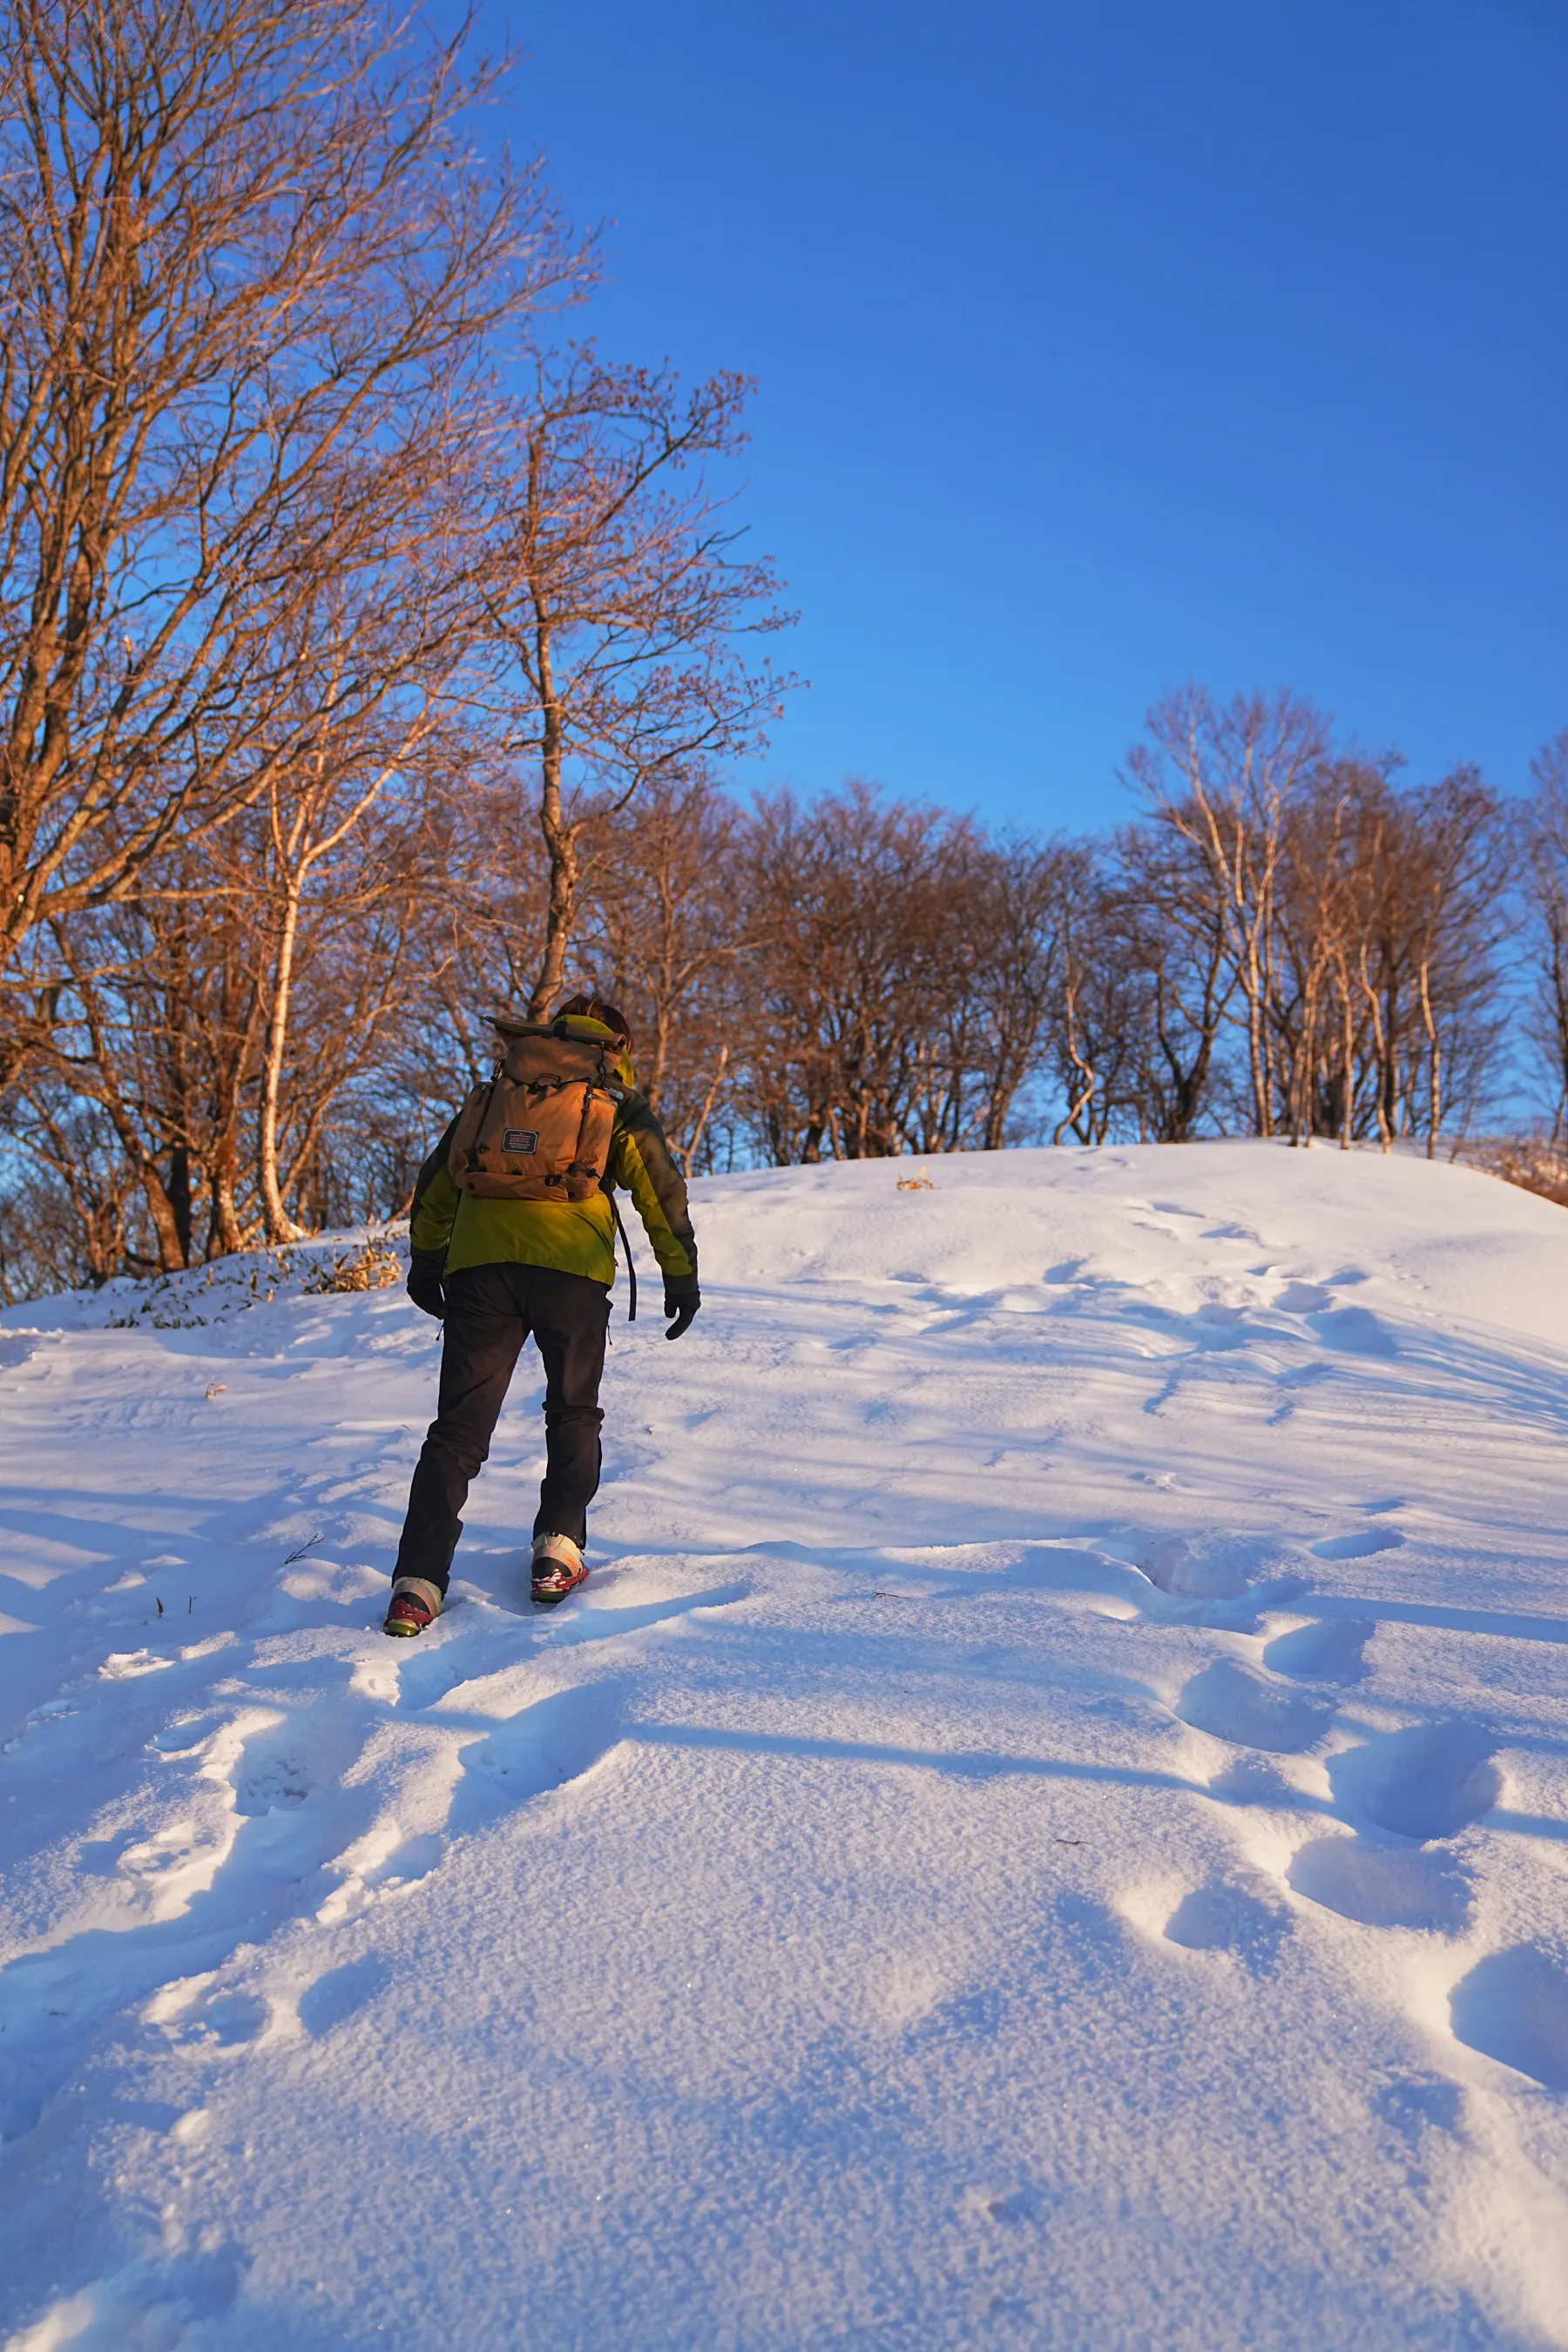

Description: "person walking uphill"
383 997 700 1635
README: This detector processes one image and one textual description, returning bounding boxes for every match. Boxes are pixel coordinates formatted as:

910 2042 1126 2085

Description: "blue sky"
483 0 1567 838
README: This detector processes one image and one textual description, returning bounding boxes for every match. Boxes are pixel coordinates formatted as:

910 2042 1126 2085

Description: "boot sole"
531 1573 588 1607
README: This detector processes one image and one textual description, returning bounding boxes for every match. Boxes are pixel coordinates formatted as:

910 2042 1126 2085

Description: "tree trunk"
1245 941 1272 1135
647 998 671 1115
528 630 578 1020
679 1045 729 1179
168 1144 193 1262
1418 956 1442 1159
258 881 306 1242
1054 976 1097 1145
1357 950 1393 1153
207 1152 247 1258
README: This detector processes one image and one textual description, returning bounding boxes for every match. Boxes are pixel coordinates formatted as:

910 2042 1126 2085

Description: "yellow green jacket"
409 1017 699 1297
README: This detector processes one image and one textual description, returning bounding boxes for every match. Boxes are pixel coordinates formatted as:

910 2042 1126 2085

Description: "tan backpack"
448 1015 626 1202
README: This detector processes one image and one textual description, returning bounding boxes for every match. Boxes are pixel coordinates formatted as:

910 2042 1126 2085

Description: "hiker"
383 997 700 1636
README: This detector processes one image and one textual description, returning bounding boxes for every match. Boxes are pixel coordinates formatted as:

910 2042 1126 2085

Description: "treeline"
8 678 1568 1301
1 1 1564 1301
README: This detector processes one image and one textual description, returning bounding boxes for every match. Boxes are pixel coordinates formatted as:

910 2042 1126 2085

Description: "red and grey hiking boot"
382 1576 443 1639
531 1533 588 1605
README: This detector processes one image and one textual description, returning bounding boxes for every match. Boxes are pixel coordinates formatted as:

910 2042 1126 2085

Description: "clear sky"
482 0 1567 838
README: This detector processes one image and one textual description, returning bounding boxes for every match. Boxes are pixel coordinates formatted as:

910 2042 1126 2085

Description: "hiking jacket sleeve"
609 1092 699 1296
409 1119 461 1256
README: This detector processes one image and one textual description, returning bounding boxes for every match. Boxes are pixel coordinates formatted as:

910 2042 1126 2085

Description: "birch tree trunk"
258 877 306 1242
1418 956 1442 1159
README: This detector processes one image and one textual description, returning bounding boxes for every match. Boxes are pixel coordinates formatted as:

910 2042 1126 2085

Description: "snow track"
1 1143 1567 2348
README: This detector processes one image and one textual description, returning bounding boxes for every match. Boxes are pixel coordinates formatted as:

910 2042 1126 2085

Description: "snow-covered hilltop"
2 1142 1566 2349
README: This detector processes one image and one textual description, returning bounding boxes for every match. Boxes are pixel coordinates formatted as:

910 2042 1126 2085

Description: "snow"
1 1140 1566 2349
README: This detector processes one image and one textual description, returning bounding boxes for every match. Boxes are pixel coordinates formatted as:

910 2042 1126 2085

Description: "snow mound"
3 1230 408 1334
1 1141 1566 2349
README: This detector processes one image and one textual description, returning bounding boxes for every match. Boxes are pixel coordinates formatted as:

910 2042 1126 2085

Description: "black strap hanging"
609 1192 638 1322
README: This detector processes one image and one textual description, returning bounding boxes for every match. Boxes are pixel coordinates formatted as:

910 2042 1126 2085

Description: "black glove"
664 1288 700 1341
407 1249 447 1320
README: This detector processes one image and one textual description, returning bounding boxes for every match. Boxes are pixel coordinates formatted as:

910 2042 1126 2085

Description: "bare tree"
1400 768 1511 1152
1524 730 1568 1134
731 786 1071 1164
11 741 440 1268
0 0 585 1055
737 787 954 1162
575 771 753 1166
1266 760 1510 1153
1112 822 1233 1141
1127 687 1330 1133
1272 768 1369 1150
478 352 794 1016
923 839 1071 1152
244 591 460 1240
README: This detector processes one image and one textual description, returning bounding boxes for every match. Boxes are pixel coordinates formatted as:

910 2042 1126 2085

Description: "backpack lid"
488 1007 626 1043
486 1009 634 1084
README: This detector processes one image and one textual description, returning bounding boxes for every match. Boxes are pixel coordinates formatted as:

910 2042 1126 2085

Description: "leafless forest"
2 0 1565 1301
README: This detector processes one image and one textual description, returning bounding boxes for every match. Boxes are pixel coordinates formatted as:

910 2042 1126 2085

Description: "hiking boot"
383 1576 443 1639
531 1533 588 1605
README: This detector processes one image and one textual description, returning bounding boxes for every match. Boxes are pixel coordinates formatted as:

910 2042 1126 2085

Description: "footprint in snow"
228 1704 379 1824
443 1680 626 1840
1313 1529 1404 1561
297 1954 392 2040
391 1624 500 1713
1163 1880 1292 1974
1175 1658 1335 1754
1273 1281 1334 1314
1307 1305 1397 1359
1328 1722 1500 1843
1136 1534 1260 1601
1187 1304 1253 1350
1449 1945 1568 2091
233 1748 312 1815
152 1982 270 2051
1288 1836 1473 1932
1261 1618 1374 1683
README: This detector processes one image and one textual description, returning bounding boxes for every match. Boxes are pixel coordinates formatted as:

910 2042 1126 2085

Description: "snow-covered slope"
2 1142 1566 2349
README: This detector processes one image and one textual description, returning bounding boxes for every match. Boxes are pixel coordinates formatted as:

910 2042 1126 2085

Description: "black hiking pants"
393 1263 611 1594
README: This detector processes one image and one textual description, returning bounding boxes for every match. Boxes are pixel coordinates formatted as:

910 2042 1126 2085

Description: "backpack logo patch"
502 1129 540 1156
